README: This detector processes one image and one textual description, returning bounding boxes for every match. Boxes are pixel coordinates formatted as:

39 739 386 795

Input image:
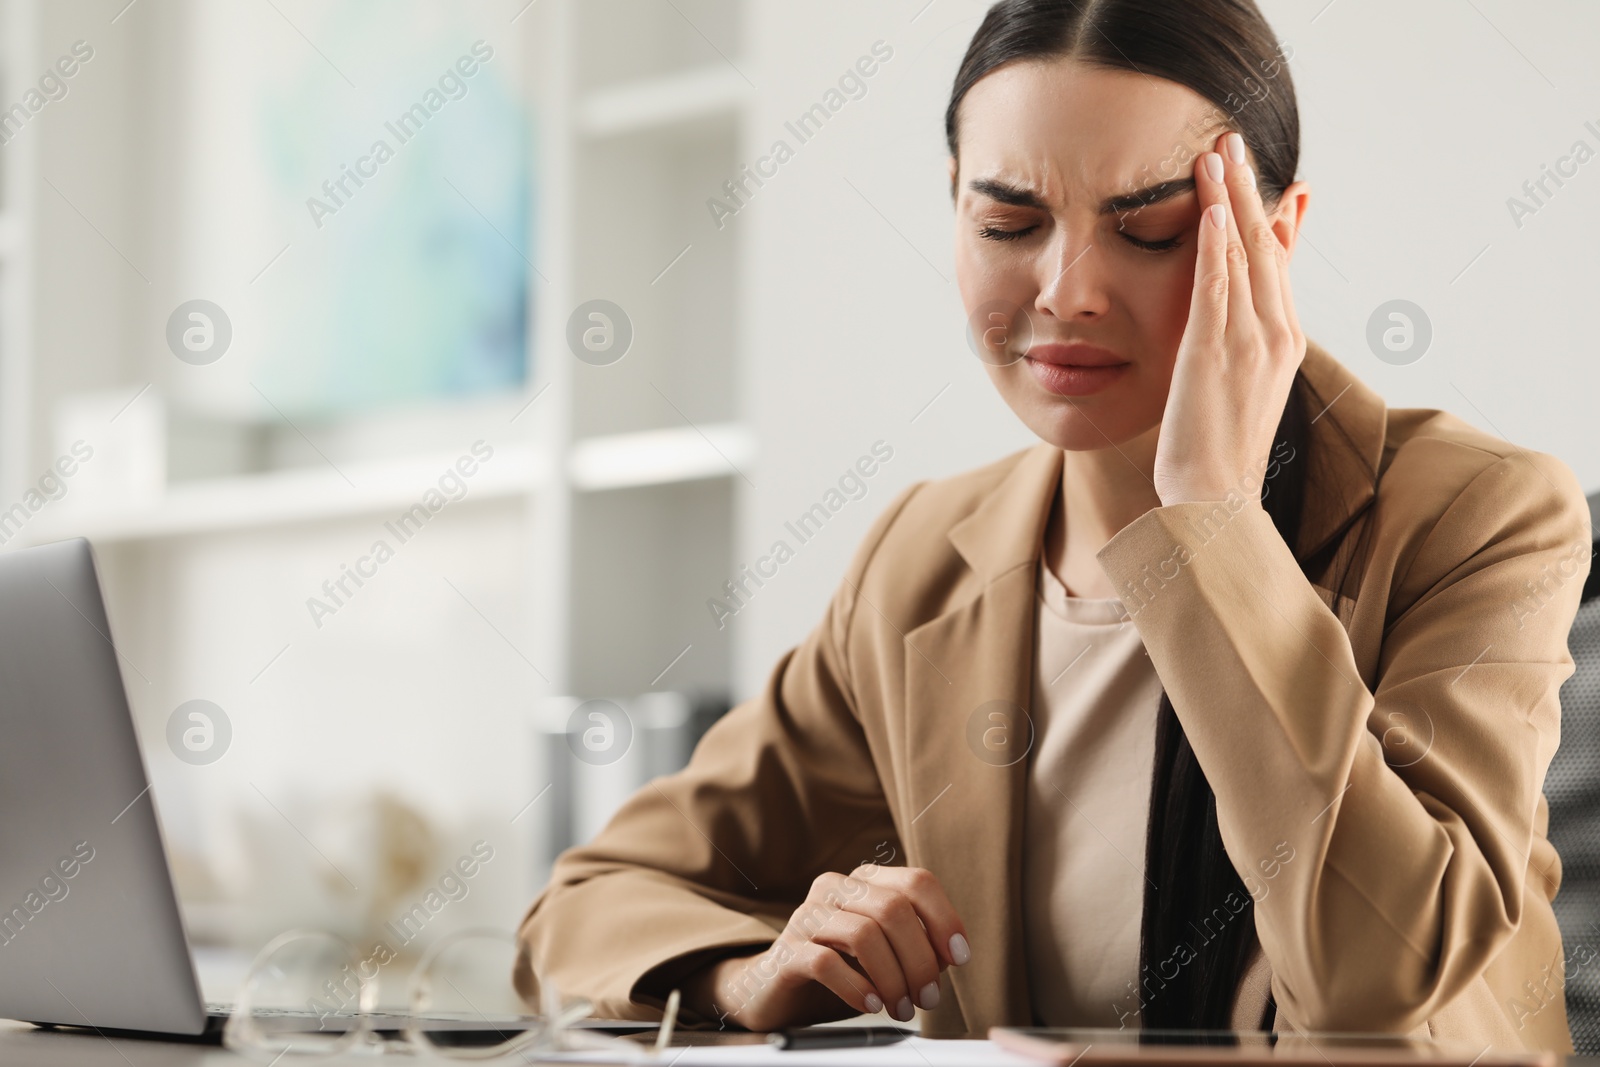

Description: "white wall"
733 0 1600 699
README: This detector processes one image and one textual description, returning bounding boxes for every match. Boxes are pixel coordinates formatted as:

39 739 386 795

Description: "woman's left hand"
1151 130 1307 508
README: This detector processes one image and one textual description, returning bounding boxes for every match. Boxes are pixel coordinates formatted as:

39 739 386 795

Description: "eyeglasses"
222 927 681 1061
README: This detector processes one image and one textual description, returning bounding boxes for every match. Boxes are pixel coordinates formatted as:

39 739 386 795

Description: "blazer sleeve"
1094 451 1591 1033
512 484 921 1022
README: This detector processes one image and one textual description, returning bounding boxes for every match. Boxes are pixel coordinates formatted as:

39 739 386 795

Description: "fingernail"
919 982 941 1010
1203 153 1223 183
896 996 914 1022
1207 203 1226 230
865 992 884 1014
1226 132 1245 163
949 932 971 966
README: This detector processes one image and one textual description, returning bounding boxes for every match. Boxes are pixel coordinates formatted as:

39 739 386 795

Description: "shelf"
576 64 748 139
17 444 549 546
11 423 756 545
569 422 753 491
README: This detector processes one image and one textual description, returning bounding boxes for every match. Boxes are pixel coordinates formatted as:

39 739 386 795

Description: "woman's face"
951 58 1299 452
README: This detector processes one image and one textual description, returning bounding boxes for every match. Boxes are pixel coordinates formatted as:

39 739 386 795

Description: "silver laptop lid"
0 538 206 1035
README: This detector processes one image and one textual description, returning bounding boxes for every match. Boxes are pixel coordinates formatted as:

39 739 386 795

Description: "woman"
515 0 1589 1051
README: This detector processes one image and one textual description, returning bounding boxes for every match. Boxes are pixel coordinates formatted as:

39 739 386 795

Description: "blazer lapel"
1295 338 1387 563
902 444 1063 1030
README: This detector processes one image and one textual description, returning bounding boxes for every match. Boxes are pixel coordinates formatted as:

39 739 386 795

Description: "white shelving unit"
1 0 753 919
541 0 751 702
5 0 752 693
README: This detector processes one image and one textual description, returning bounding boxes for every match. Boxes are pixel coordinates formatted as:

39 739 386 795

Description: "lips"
1025 343 1127 368
1022 343 1130 397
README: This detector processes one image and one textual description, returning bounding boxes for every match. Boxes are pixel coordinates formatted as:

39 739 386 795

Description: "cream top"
1023 558 1164 1028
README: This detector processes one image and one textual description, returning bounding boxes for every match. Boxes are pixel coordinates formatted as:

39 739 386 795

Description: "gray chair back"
1544 503 1600 1051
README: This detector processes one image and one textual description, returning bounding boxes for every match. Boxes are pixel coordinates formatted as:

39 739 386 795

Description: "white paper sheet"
544 1036 1040 1067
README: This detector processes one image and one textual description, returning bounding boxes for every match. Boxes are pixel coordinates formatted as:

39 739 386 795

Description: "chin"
997 389 1151 451
1029 414 1138 451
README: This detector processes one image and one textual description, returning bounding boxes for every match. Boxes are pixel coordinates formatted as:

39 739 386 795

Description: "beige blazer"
515 340 1590 1052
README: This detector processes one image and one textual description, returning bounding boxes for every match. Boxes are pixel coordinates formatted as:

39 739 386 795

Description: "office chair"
1544 496 1600 1052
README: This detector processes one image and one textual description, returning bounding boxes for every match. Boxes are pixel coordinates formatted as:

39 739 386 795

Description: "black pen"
769 1026 915 1050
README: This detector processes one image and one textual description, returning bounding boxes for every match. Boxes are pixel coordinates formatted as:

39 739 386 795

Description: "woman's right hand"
683 864 971 1031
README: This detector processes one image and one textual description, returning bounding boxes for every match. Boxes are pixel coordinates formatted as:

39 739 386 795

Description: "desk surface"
0 1019 490 1064
5 1022 1600 1067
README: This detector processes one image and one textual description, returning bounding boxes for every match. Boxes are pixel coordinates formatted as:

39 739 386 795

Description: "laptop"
0 538 634 1045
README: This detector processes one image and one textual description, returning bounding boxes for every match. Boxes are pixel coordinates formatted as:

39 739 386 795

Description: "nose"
1034 227 1111 323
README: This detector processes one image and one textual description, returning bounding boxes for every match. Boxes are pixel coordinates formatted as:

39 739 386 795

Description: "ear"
947 156 958 203
1268 179 1310 262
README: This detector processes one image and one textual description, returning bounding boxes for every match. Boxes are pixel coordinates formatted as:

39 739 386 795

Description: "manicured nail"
949 932 971 966
895 996 914 1022
919 982 941 1010
1226 132 1245 163
1203 152 1223 182
1207 204 1226 230
865 992 884 1014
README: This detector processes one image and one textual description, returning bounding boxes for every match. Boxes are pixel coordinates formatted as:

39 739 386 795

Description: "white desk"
0 1019 1031 1065
8 1020 1599 1067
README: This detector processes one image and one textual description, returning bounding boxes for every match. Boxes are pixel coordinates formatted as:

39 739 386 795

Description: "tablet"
989 1027 1558 1067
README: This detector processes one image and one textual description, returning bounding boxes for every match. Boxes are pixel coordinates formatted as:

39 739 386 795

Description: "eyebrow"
967 176 1197 216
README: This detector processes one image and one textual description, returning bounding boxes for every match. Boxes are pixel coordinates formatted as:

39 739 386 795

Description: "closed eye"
978 224 1039 242
979 224 1183 251
1120 232 1183 253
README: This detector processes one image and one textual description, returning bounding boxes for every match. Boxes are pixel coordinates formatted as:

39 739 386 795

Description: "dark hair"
946 0 1299 213
946 0 1309 1029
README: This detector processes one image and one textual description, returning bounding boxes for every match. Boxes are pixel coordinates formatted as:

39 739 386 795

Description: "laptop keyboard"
205 1002 412 1022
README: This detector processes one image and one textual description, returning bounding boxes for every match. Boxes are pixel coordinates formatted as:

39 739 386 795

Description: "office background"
1 0 1597 986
